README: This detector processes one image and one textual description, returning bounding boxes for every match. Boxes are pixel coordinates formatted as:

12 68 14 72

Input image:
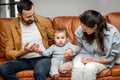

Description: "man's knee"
35 58 51 73
0 62 8 75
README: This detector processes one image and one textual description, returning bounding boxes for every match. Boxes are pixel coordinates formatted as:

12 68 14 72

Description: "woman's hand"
81 57 110 64
81 57 93 64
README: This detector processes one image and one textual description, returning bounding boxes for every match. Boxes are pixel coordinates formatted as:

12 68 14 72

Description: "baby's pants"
50 58 72 77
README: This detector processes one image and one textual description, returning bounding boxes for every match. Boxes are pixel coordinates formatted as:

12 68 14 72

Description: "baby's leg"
50 58 60 79
59 61 72 73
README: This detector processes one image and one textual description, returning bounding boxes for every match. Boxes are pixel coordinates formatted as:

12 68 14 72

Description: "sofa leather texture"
0 12 120 80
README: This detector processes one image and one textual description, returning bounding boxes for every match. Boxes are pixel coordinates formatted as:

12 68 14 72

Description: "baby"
39 27 80 79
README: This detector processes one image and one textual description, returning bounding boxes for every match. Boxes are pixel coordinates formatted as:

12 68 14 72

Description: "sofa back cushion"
53 16 81 44
0 18 13 58
106 12 120 31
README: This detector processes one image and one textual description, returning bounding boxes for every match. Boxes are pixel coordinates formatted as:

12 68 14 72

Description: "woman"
71 10 120 80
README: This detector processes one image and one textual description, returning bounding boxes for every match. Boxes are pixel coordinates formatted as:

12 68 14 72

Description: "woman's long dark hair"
79 10 109 51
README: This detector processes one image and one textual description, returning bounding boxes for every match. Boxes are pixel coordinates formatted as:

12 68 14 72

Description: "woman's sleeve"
74 26 83 47
108 32 120 62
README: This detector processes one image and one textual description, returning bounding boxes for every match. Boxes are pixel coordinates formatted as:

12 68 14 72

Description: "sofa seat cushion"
97 76 120 80
16 70 71 78
0 58 8 64
111 64 120 76
60 71 71 77
16 70 34 78
16 68 113 79
97 68 111 78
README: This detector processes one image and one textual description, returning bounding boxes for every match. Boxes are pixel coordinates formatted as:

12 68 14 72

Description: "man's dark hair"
17 0 34 14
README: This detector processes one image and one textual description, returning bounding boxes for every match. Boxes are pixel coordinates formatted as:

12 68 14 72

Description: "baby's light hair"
54 27 68 37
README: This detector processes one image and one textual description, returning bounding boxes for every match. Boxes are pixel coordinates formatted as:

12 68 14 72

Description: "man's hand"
64 49 74 61
17 43 41 57
23 43 40 53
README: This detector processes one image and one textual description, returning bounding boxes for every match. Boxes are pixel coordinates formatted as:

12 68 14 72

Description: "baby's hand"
65 48 73 53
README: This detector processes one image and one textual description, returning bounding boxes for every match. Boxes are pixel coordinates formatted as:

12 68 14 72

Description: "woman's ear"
94 24 97 30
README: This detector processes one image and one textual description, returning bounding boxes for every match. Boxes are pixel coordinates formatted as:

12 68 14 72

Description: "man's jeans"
0 57 51 80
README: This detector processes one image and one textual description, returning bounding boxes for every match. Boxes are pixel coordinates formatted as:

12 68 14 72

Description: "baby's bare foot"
59 64 72 73
53 73 60 79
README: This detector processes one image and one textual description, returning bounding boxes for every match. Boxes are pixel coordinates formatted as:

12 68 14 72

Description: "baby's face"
54 32 67 46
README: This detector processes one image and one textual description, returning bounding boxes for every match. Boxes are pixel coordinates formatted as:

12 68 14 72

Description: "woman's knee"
85 62 97 73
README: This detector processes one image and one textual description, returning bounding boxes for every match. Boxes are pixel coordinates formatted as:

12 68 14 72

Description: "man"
0 0 54 80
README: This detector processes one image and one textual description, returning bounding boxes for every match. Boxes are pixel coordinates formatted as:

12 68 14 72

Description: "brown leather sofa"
0 12 120 80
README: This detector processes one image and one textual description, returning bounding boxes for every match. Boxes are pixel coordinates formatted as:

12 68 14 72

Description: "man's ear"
17 13 21 18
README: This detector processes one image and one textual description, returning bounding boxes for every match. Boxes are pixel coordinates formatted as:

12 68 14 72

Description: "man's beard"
22 17 34 25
